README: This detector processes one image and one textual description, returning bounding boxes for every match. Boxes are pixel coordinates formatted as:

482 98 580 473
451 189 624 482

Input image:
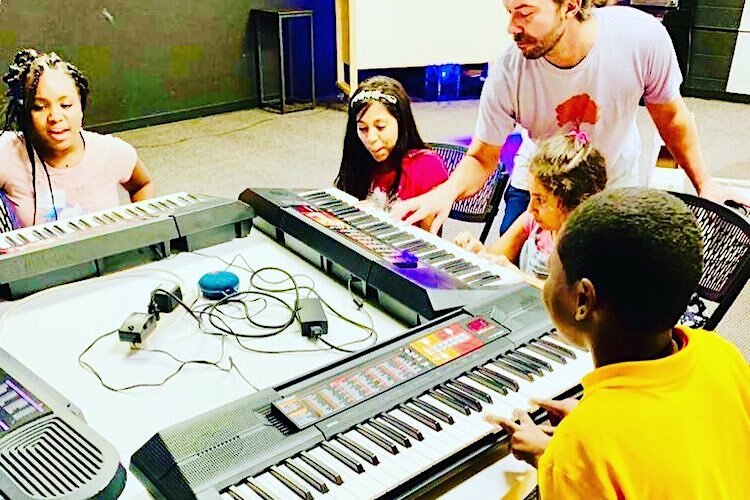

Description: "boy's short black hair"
557 188 703 334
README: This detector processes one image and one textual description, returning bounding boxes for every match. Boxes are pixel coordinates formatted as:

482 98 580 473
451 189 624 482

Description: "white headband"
350 89 398 107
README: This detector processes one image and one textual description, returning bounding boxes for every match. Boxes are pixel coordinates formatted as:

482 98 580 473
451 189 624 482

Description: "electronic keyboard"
240 188 522 325
0 192 254 298
131 285 592 499
0 348 125 499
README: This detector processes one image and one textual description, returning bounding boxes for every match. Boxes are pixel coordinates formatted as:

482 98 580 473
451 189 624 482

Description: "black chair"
427 142 510 243
671 192 750 330
0 190 17 233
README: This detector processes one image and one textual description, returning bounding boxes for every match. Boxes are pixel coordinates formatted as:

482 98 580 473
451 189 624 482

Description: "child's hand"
530 398 579 425
485 409 552 468
355 199 376 210
478 251 512 266
454 231 484 253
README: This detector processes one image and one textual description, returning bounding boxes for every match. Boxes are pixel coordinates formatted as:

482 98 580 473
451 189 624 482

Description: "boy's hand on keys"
486 409 552 468
531 398 580 426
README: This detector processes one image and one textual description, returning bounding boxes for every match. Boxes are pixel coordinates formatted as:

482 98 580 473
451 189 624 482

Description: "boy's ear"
574 278 596 321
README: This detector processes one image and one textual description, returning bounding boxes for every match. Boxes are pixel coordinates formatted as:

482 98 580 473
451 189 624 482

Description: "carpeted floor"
115 97 750 358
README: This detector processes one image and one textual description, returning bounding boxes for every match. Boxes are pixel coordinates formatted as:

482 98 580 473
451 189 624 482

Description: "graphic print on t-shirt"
368 169 400 211
555 93 599 130
37 189 85 223
367 186 397 211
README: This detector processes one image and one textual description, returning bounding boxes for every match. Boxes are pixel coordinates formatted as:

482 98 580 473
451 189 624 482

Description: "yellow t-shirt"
538 327 750 499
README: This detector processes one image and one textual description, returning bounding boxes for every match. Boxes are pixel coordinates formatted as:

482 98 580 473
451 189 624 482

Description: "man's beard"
515 21 566 60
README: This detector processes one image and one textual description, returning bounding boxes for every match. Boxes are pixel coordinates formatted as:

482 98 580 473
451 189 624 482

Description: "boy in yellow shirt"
489 188 750 499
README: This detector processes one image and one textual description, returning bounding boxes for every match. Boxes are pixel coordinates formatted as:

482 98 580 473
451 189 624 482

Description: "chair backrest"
671 191 750 330
0 190 19 233
427 142 509 243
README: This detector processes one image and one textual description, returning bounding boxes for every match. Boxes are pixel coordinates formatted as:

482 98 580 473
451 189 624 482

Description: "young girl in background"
0 49 154 227
334 76 448 229
455 131 607 284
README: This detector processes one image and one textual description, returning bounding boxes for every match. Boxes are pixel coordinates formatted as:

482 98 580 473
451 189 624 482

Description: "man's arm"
647 97 749 205
391 139 501 233
646 97 709 191
449 139 503 200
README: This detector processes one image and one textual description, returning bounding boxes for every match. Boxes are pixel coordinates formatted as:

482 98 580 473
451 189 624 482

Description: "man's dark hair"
553 0 594 22
557 188 703 334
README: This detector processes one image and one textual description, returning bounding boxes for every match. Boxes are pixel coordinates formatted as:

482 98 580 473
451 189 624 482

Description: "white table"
0 231 405 499
0 229 546 499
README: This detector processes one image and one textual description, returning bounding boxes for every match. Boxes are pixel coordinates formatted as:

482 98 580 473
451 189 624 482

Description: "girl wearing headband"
455 131 607 284
0 49 154 227
334 76 448 229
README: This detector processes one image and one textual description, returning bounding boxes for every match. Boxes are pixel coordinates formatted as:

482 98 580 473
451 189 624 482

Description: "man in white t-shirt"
392 0 748 233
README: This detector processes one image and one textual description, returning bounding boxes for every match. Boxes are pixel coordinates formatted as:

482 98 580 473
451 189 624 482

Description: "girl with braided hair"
454 131 607 284
0 48 153 227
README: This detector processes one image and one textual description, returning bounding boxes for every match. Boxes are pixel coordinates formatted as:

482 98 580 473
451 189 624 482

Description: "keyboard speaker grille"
0 416 104 498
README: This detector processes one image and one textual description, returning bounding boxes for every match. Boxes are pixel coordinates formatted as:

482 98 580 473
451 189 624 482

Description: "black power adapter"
297 298 328 338
152 285 182 314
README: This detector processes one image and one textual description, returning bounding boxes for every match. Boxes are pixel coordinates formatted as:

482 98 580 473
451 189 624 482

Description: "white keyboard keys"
267 465 315 499
0 192 200 255
302 189 520 287
227 482 266 500
296 452 359 499
306 447 385 499
251 473 287 499
337 432 401 491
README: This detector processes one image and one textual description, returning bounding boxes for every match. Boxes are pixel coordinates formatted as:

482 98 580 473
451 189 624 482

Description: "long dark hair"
1 49 90 224
334 76 426 201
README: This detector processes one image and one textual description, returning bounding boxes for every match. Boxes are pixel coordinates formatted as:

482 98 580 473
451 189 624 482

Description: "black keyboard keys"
369 420 412 448
411 399 454 425
399 404 442 431
268 466 313 500
438 385 483 412
355 425 399 455
284 459 329 493
447 380 492 403
320 442 365 473
336 434 380 464
380 413 424 441
299 452 343 485
465 372 508 395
